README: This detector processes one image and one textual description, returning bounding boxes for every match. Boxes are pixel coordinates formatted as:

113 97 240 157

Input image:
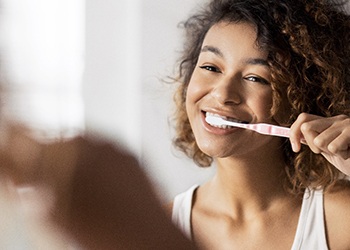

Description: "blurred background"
0 0 215 202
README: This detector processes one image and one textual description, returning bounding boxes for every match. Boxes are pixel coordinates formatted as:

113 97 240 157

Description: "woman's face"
186 21 281 158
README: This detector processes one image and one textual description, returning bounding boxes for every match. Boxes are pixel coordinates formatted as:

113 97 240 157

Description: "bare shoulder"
324 179 350 210
324 179 350 249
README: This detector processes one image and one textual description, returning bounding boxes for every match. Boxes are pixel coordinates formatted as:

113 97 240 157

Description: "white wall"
83 0 142 154
0 0 85 139
83 0 214 202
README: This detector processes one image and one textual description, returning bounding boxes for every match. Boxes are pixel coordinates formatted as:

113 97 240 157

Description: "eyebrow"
244 58 269 66
201 45 269 67
201 45 224 58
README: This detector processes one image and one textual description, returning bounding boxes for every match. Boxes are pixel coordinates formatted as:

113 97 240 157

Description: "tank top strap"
171 185 198 239
291 188 328 249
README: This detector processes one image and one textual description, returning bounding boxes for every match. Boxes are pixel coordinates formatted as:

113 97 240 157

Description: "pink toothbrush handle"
269 125 290 138
205 116 297 140
250 123 290 138
251 123 308 144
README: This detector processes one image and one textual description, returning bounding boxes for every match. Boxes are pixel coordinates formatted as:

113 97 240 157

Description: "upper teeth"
206 112 245 129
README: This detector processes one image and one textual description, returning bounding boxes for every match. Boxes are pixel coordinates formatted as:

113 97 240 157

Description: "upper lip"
202 109 250 124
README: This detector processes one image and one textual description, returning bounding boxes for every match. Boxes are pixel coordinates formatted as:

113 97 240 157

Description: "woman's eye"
199 65 221 73
244 76 269 85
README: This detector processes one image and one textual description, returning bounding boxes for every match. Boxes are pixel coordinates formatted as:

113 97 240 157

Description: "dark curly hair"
172 0 350 193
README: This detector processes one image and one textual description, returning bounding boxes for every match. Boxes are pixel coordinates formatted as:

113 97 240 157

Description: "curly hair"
172 0 350 193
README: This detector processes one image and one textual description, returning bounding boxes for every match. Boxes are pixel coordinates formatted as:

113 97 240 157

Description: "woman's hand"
290 113 350 175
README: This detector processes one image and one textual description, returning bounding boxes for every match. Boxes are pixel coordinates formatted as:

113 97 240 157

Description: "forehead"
202 21 267 59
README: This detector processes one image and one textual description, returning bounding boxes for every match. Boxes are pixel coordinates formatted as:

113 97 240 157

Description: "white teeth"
206 112 225 119
205 112 245 129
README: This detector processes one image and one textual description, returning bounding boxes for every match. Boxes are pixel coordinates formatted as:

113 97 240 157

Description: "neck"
210 146 291 212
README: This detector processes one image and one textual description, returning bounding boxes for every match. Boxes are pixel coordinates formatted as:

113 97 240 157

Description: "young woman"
170 0 350 249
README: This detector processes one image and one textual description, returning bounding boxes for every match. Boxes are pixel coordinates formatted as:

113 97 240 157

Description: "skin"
183 21 350 249
0 126 196 249
290 113 350 175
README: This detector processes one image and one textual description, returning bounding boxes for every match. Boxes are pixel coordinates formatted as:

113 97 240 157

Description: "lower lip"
201 113 242 135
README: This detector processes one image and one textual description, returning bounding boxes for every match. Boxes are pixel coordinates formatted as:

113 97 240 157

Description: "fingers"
299 115 334 154
289 113 319 152
314 125 350 159
290 113 350 160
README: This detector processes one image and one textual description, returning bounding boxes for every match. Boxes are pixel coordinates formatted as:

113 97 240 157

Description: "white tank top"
172 185 328 249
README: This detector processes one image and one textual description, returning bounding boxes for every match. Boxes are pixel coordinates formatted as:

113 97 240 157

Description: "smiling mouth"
205 112 248 129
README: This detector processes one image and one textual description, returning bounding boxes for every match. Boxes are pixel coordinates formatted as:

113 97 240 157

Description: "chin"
197 143 233 159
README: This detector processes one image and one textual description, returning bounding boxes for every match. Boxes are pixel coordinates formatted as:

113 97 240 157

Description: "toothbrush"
205 116 291 138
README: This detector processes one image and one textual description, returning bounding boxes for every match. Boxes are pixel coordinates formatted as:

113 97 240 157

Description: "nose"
210 77 242 105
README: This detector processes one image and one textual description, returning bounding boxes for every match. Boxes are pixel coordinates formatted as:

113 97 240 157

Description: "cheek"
185 75 206 109
263 93 274 112
248 91 274 120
